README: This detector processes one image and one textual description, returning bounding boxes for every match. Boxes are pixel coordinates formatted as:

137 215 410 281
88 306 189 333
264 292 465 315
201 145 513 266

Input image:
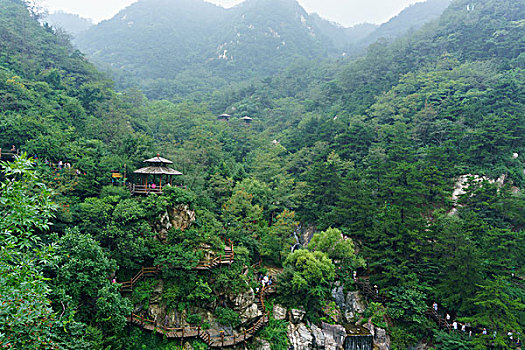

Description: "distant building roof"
240 116 253 121
218 113 231 119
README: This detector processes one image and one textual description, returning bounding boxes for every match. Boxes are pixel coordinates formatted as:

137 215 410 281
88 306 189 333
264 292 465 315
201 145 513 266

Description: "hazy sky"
42 0 425 27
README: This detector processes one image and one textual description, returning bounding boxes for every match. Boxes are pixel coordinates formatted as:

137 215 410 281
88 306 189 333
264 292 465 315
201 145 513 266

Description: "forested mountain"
358 0 452 48
1 0 524 349
45 11 93 36
74 0 450 100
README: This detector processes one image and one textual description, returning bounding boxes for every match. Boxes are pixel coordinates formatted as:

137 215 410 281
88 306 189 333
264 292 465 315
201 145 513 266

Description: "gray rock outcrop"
274 304 287 320
227 288 262 323
289 307 306 324
288 323 314 350
332 287 366 323
364 321 391 350
154 204 196 241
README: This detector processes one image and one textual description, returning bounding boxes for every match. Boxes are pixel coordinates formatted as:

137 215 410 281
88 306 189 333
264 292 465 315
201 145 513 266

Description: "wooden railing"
127 308 270 347
120 266 160 292
425 308 452 331
129 184 164 195
129 184 186 195
123 241 274 347
0 148 18 160
121 242 234 291
195 239 234 270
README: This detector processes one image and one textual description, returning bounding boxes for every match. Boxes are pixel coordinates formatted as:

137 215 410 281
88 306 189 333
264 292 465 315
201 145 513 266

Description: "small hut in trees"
240 116 253 124
130 154 182 195
217 113 231 121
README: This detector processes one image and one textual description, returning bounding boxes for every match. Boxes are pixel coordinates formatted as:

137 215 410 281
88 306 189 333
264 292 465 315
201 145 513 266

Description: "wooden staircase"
120 266 160 292
121 240 234 292
425 308 452 331
127 311 270 347
121 241 272 347
194 240 234 270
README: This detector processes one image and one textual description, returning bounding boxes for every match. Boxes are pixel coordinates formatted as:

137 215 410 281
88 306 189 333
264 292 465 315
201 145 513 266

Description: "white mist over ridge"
42 0 424 27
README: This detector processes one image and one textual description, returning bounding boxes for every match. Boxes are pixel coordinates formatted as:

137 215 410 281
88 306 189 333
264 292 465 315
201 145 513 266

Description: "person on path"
453 321 458 330
483 328 487 335
262 275 269 287
433 302 438 311
461 324 466 332
446 313 451 321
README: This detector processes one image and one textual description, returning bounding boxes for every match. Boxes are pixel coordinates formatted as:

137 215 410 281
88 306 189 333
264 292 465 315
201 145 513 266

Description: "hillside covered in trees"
0 0 524 349
74 0 451 100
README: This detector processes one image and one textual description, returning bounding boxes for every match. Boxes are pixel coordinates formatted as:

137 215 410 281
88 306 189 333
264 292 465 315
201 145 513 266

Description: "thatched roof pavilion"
130 154 182 195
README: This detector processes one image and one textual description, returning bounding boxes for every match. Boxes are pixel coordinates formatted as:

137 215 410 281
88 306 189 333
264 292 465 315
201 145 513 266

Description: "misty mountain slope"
360 0 453 47
308 14 378 51
76 0 340 81
75 0 457 99
204 0 342 78
45 11 93 37
76 0 227 80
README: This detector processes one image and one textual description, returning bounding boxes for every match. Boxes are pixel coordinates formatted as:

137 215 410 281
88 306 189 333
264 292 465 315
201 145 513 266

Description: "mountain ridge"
75 0 455 99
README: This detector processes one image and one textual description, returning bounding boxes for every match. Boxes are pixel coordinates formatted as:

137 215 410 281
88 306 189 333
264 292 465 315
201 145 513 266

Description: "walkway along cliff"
119 240 273 348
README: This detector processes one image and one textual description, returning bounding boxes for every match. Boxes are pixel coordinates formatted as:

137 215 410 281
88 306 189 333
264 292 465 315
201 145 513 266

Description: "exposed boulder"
345 291 366 322
241 304 261 323
332 286 366 323
322 322 346 349
288 323 313 350
364 321 391 350
309 322 325 348
227 288 261 323
167 204 195 230
332 285 346 310
289 307 306 324
154 204 196 242
273 304 287 320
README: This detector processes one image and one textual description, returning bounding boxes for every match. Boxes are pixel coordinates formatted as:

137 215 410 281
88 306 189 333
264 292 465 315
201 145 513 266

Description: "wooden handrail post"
221 330 224 347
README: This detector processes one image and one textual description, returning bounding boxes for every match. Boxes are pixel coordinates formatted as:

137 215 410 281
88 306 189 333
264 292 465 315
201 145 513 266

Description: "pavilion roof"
134 166 183 175
144 155 173 164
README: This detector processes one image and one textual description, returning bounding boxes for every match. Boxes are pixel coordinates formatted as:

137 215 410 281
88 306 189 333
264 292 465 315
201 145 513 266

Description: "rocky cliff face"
154 204 196 242
332 286 366 323
262 289 390 350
